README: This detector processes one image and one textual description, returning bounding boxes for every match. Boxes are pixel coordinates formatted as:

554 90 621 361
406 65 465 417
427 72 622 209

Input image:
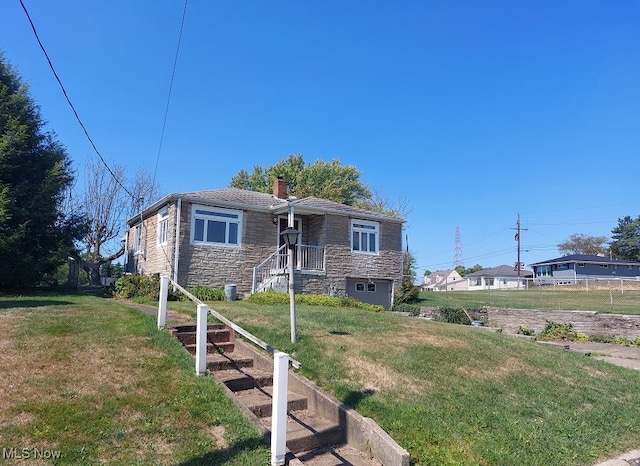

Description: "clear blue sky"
2 1 639 276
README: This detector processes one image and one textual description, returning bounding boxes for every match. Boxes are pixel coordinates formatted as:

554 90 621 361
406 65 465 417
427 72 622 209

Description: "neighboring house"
124 179 404 309
421 269 465 291
465 264 533 291
530 254 640 285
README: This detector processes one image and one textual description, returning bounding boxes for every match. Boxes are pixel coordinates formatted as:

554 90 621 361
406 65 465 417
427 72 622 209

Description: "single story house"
124 179 405 309
421 269 465 291
530 254 640 285
465 264 533 290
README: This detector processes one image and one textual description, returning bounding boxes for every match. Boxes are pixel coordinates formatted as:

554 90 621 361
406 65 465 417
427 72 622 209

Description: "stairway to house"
170 323 387 465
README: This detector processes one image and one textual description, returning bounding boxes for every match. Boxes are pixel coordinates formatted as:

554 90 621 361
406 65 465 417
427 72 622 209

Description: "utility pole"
512 214 528 289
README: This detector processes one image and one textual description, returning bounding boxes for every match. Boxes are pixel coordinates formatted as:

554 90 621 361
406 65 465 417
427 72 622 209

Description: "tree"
610 216 640 261
455 264 482 277
558 233 608 256
396 249 420 304
230 154 371 206
78 157 159 285
0 55 87 289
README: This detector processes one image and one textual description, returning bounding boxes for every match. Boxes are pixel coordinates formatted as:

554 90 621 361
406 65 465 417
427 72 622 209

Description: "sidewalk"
560 341 640 466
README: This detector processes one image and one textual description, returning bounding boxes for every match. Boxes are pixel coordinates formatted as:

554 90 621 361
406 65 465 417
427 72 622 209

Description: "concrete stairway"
169 323 404 465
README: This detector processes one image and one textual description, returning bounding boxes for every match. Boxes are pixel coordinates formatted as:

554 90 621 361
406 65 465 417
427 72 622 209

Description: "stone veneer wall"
485 308 640 339
126 201 175 278
177 203 279 296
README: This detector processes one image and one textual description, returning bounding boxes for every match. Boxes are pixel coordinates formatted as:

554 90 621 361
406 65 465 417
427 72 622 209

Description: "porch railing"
252 244 326 293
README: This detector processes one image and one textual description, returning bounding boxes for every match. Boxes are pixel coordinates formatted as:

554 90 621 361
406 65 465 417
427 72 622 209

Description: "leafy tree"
610 216 640 261
230 153 371 206
455 264 482 277
558 233 608 255
0 55 87 289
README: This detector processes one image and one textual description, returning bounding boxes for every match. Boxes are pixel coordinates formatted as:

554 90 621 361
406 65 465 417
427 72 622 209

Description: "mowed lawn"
3 293 640 465
0 293 269 465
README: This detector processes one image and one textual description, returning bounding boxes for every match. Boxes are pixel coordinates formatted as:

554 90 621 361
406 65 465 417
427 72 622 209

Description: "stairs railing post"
195 304 209 375
158 276 169 329
270 351 289 466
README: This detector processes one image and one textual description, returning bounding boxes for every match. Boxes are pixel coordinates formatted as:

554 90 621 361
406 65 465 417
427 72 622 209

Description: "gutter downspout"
173 198 182 286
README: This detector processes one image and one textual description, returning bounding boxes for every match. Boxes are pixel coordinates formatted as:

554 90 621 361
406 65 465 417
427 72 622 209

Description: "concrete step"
213 367 273 392
205 353 254 371
235 386 307 418
292 444 382 466
263 410 345 454
184 341 235 355
172 328 233 346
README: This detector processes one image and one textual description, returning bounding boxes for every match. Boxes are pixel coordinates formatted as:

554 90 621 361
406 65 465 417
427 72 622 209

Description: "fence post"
271 351 289 466
158 276 169 329
195 303 209 376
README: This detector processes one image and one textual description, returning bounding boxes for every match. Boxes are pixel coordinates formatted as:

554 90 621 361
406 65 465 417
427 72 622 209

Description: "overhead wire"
153 0 189 188
18 0 135 201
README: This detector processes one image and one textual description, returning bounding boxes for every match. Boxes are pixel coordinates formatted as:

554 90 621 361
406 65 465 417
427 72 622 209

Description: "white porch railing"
252 244 326 293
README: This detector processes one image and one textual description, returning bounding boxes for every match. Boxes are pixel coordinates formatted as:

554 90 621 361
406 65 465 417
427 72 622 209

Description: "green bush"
188 285 225 301
518 325 536 336
113 274 160 300
538 320 578 341
392 302 422 316
247 290 384 312
431 307 473 325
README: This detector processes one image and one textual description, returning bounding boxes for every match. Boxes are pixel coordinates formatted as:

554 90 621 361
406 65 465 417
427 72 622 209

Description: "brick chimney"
273 176 287 199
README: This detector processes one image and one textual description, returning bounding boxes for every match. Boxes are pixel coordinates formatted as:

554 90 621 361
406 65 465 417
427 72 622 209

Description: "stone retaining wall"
485 308 640 339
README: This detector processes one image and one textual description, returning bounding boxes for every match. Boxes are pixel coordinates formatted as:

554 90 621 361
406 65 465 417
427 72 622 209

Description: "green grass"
417 288 640 314
4 292 640 465
0 292 269 465
171 298 640 466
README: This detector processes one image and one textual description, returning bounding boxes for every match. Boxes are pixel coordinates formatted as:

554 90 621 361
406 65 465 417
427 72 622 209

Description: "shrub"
538 320 578 341
431 307 473 325
247 290 384 312
188 285 225 301
518 325 535 336
392 303 422 316
113 274 160 300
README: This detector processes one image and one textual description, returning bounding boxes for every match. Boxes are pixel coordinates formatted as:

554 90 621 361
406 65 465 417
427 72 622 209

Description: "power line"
153 0 189 186
19 0 135 200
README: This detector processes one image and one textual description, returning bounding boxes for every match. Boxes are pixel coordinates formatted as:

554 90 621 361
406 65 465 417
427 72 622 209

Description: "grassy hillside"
2 292 640 465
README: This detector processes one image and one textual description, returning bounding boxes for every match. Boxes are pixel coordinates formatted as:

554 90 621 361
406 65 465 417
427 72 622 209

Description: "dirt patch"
206 424 228 449
457 357 530 381
346 356 426 395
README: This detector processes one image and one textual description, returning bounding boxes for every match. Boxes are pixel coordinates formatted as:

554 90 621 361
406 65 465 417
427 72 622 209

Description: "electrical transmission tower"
453 226 464 268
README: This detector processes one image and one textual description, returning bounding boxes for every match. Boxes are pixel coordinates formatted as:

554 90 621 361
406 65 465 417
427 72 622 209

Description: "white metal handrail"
165 278 301 369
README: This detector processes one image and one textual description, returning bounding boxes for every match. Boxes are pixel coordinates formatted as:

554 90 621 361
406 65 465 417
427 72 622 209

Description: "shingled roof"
129 188 404 224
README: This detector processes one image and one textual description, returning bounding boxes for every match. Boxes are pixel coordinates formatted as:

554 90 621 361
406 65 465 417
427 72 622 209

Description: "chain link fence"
478 278 640 313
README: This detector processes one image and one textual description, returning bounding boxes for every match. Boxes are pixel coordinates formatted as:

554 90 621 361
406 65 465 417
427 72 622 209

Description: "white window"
191 205 242 246
157 208 169 245
133 224 143 254
351 220 379 254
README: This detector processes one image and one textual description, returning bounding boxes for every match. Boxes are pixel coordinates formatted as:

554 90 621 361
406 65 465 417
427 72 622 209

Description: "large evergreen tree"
610 215 640 261
0 55 86 289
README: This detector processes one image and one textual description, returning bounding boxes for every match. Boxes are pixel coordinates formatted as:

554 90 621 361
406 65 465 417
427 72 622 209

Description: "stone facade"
126 194 404 306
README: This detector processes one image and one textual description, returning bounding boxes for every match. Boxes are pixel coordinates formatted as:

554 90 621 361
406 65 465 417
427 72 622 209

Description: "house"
465 264 533 290
124 179 405 309
421 269 465 291
530 254 640 285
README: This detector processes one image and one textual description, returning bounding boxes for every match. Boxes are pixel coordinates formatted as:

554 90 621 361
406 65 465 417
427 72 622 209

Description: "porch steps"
170 323 383 465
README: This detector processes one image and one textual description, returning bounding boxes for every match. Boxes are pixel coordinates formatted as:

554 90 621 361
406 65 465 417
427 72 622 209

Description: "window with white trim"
191 205 242 246
133 224 143 254
351 220 379 254
157 208 169 245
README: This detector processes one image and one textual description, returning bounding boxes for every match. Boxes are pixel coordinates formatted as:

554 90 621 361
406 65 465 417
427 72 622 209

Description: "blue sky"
2 1 639 276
